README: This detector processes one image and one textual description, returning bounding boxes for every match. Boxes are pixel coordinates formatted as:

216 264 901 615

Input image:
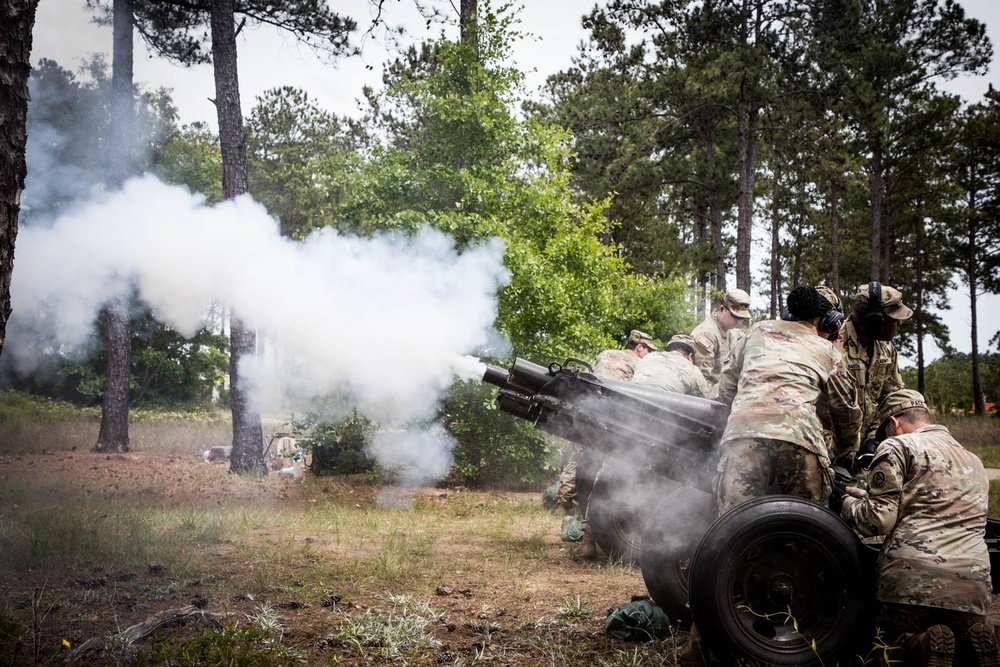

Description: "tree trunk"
211 0 265 475
705 138 725 296
96 0 135 453
914 204 925 394
0 0 37 362
968 190 986 415
870 137 884 281
735 76 756 292
829 175 841 294
734 0 761 294
460 0 478 61
769 165 781 318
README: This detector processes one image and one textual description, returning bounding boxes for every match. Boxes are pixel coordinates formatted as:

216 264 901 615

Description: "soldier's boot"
966 623 1000 667
904 624 954 667
677 624 708 667
575 520 599 560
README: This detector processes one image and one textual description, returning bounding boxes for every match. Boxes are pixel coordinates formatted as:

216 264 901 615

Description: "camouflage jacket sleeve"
841 442 903 536
716 327 746 406
822 354 862 459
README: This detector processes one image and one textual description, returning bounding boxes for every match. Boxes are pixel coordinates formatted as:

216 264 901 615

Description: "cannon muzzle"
482 365 510 388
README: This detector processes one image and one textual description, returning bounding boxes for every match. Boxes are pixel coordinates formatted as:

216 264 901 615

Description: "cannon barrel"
481 357 730 488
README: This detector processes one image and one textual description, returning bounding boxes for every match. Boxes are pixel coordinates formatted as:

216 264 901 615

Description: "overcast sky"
28 0 1000 366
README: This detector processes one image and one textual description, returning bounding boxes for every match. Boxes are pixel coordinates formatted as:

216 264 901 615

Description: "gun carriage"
483 357 1000 667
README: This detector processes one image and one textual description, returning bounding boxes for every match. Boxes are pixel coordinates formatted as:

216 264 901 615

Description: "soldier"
592 329 656 380
836 390 999 667
691 288 751 399
557 330 657 558
714 285 861 514
632 334 710 397
837 282 912 469
680 286 862 667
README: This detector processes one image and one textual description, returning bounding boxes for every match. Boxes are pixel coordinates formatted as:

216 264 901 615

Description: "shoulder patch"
867 460 901 494
694 334 715 353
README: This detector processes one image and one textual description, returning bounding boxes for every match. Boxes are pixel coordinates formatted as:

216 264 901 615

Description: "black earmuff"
819 302 844 336
865 281 888 339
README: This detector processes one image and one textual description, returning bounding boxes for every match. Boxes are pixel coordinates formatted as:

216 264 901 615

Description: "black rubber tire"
638 484 715 626
587 458 670 565
689 496 871 667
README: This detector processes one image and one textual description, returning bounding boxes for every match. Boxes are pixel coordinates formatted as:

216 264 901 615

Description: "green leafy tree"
951 89 1000 414
335 3 689 485
245 87 360 239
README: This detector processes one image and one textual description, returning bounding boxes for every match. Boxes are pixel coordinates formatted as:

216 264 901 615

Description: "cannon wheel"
638 484 715 626
586 458 665 565
689 496 871 667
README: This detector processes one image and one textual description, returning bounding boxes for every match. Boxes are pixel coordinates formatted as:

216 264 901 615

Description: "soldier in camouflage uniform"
558 330 657 558
838 389 999 667
680 287 861 667
691 288 751 399
713 285 862 514
632 334 710 397
592 329 656 380
836 283 912 469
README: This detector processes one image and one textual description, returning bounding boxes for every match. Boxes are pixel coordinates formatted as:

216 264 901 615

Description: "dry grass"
0 414 671 667
2 404 999 666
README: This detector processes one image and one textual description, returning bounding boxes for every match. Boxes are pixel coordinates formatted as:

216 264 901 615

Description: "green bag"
605 597 671 642
561 516 585 542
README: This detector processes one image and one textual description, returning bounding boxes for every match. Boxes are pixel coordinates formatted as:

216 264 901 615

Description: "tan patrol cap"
854 284 914 321
814 285 841 309
875 389 928 437
666 334 696 355
628 330 658 350
723 289 751 319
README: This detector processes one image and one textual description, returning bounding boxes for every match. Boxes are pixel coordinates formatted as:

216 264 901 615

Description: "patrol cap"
628 330 658 350
854 284 914 321
723 289 751 319
814 285 840 309
875 389 928 437
665 334 696 356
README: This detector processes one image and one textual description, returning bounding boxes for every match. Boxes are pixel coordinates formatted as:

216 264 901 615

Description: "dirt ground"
5 450 1000 667
0 450 680 666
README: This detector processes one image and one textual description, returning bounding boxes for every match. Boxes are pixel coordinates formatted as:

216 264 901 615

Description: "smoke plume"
7 175 511 486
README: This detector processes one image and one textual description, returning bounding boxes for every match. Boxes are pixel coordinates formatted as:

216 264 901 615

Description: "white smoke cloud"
8 175 511 483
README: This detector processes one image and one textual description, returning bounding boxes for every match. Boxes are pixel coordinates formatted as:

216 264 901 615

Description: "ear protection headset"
865 281 888 339
818 299 844 336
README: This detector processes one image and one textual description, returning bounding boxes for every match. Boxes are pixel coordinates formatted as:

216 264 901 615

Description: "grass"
1 396 998 665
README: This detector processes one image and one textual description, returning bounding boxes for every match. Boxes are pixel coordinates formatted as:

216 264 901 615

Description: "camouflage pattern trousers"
713 437 834 516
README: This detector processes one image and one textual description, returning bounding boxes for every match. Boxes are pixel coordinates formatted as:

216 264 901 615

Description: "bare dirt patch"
0 450 678 666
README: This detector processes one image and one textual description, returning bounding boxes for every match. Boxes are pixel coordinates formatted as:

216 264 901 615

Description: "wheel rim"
721 528 848 655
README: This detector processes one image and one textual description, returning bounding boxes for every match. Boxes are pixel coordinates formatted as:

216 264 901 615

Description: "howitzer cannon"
484 357 1000 667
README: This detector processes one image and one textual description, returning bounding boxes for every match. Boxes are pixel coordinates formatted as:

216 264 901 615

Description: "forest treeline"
2 0 999 484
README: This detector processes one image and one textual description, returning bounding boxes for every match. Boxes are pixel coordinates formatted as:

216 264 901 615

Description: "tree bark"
460 0 478 61
211 0 265 475
96 0 135 453
969 189 986 415
870 137 884 281
0 0 38 362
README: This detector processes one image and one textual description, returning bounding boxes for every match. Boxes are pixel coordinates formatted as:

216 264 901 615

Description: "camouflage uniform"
836 319 905 441
592 348 638 381
841 423 992 617
692 289 751 399
714 319 862 514
632 350 710 397
692 314 741 399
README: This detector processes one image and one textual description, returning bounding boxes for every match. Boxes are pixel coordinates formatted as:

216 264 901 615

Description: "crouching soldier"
836 389 999 667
